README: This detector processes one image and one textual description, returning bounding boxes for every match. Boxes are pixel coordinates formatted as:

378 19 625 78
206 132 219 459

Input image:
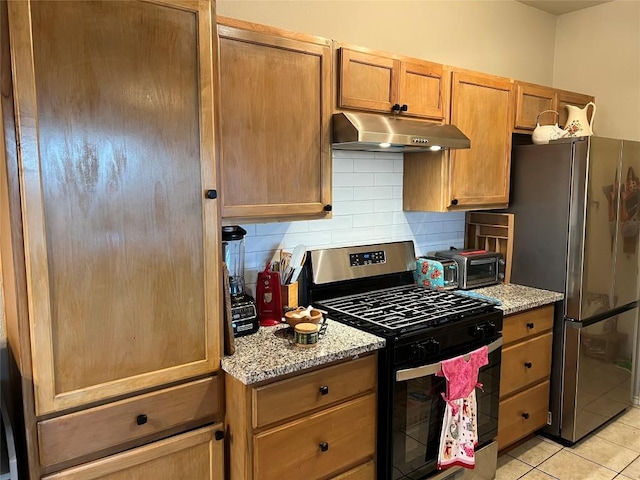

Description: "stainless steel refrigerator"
505 136 639 444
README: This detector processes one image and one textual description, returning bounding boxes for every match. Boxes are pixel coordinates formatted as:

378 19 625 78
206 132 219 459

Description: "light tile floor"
496 405 640 480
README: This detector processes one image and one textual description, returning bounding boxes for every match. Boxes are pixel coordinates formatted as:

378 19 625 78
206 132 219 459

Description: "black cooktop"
314 284 498 337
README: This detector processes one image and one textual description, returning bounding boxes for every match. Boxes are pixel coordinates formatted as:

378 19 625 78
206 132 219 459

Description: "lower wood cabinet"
38 377 221 468
226 354 378 479
41 425 225 480
497 305 555 450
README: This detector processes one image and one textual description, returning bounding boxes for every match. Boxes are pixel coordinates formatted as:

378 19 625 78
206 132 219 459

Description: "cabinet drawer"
38 376 220 467
254 393 376 480
252 355 376 428
42 424 224 480
500 332 552 397
497 380 550 450
331 460 375 479
503 305 554 345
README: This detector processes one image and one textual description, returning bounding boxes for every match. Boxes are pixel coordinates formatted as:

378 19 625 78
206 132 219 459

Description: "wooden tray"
465 212 514 284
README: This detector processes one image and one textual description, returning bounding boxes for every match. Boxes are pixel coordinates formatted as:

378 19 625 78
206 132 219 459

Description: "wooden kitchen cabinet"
225 354 378 480
338 45 447 121
1 0 222 477
513 81 595 133
41 425 225 480
404 68 513 212
497 305 554 451
217 17 333 223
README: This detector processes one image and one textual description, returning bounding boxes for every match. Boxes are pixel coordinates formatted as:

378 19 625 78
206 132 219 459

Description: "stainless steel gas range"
300 241 503 480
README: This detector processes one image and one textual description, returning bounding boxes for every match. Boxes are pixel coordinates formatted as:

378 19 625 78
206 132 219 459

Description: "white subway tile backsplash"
353 186 393 201
332 157 354 172
353 212 394 228
374 172 403 186
333 187 355 201
354 158 394 172
374 198 403 212
308 215 353 232
255 221 309 236
333 172 375 187
332 200 375 215
240 151 466 289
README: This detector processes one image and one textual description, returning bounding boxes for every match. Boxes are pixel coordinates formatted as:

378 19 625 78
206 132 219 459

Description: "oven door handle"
395 337 503 382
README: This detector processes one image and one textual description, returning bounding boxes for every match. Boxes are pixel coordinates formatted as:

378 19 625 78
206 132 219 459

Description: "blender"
222 226 259 337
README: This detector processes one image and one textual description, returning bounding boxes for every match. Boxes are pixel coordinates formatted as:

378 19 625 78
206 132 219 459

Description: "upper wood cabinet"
448 69 514 209
338 45 447 121
513 81 595 133
217 17 332 223
6 0 222 416
404 68 514 212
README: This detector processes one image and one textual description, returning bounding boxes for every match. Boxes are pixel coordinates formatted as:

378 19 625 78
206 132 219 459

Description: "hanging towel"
436 345 488 470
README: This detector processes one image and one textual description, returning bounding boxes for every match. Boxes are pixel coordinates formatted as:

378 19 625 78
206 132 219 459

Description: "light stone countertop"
221 319 385 385
472 283 564 315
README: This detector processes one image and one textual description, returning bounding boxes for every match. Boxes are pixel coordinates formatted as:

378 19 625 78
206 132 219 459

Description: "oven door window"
392 349 501 480
467 259 497 283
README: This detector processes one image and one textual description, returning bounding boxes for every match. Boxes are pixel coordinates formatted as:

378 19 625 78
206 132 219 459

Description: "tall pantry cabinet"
1 0 224 478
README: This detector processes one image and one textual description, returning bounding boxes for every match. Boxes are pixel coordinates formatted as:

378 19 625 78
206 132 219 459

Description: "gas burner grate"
315 284 495 332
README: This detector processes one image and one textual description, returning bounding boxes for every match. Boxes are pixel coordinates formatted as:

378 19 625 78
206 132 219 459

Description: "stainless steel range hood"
332 112 470 152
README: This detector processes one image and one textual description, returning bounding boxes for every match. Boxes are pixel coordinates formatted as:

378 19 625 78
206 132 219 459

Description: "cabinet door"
8 0 221 415
513 81 557 132
42 425 224 480
556 90 595 131
449 70 514 209
339 48 399 113
399 59 446 121
218 21 332 220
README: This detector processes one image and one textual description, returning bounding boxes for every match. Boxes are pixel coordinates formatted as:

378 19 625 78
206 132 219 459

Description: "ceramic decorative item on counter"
532 110 567 145
564 102 596 137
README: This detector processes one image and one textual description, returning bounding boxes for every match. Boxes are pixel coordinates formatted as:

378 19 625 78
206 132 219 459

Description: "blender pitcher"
221 226 259 337
222 225 248 297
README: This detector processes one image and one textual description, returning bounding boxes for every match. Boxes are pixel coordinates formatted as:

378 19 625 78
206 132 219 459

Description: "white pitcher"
564 102 596 137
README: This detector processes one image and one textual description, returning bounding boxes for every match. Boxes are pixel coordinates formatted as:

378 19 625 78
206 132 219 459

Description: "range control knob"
422 338 440 356
485 322 497 337
470 323 485 338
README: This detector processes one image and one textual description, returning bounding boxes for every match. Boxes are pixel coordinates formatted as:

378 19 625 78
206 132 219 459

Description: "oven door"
391 338 502 480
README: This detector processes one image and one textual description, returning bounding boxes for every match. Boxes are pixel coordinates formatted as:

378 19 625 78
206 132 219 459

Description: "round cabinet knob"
319 442 329 452
522 412 530 420
323 204 332 212
214 430 225 441
319 385 329 395
524 362 532 369
205 189 217 199
136 414 148 426
526 322 535 329
391 104 401 112
450 199 459 206
401 104 408 112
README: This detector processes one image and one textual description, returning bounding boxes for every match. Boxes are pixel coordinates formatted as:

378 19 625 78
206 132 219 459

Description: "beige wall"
217 0 558 84
554 0 640 141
